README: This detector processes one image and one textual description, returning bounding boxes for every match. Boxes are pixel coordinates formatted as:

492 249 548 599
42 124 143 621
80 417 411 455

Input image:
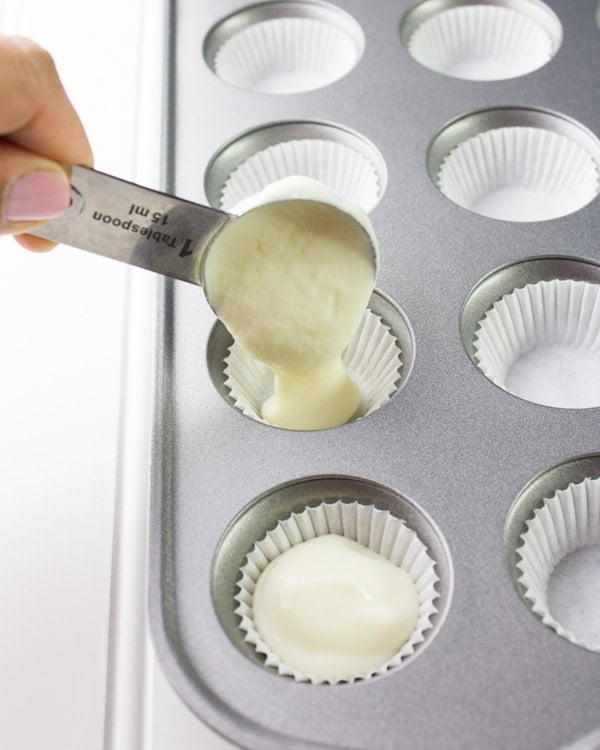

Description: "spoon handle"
32 165 231 286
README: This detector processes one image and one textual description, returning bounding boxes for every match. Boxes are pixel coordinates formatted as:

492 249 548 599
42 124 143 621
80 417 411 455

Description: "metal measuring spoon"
32 166 378 288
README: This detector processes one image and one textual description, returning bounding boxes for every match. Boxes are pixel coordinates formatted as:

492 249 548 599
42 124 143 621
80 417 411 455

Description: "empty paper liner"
209 11 363 94
516 477 600 652
475 280 600 408
404 2 560 81
436 125 600 221
473 279 600 408
219 137 383 214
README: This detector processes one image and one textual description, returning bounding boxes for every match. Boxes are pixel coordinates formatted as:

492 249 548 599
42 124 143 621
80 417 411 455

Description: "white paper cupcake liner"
407 4 556 81
474 279 600 408
213 16 362 94
437 126 600 221
223 307 402 427
516 476 600 652
234 500 440 683
219 138 382 214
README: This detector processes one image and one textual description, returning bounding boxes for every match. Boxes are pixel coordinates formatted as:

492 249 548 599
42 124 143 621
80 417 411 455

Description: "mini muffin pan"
150 1 600 748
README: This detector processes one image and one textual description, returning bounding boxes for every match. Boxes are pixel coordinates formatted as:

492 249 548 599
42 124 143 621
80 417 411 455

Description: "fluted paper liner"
407 4 555 81
223 307 402 427
213 16 362 94
474 279 600 408
437 126 600 221
516 477 600 652
219 138 382 214
234 501 440 683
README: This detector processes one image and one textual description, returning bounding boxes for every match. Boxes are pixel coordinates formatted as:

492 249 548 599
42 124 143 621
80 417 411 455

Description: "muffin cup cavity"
428 108 600 222
401 0 561 81
461 257 600 408
235 501 439 684
505 455 600 653
204 121 387 213
474 279 600 408
207 289 414 430
223 307 402 426
204 2 364 94
211 476 453 682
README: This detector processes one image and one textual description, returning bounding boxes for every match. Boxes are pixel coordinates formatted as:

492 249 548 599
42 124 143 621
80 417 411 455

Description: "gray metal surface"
149 1 600 748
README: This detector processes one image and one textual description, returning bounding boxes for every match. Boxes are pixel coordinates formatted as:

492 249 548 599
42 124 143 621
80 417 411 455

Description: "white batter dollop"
203 177 377 430
252 534 419 682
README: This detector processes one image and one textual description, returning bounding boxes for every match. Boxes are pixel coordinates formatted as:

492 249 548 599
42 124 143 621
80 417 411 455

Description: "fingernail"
5 171 70 222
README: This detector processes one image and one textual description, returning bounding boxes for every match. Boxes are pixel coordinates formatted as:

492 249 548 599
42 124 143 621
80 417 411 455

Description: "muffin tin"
150 1 600 747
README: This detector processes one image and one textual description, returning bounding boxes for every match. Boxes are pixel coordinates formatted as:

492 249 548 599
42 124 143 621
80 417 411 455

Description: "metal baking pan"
150 1 600 747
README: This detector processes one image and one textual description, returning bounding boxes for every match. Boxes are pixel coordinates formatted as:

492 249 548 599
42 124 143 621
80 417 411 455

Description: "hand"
0 36 93 251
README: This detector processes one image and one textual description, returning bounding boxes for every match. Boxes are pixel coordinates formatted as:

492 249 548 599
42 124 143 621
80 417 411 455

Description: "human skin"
0 35 92 251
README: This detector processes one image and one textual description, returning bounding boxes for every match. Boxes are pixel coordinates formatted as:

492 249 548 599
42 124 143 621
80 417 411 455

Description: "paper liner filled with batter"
212 16 362 94
223 307 402 428
473 279 600 408
234 501 439 684
219 138 382 214
516 477 600 652
406 4 557 81
437 126 600 221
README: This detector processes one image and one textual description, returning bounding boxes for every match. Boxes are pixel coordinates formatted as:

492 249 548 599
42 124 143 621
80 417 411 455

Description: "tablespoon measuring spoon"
32 166 378 287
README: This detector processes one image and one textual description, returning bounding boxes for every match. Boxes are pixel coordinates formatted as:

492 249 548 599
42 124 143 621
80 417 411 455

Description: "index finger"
0 36 93 166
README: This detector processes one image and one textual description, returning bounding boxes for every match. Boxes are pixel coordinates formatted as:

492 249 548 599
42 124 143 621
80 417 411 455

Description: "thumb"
0 139 71 251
